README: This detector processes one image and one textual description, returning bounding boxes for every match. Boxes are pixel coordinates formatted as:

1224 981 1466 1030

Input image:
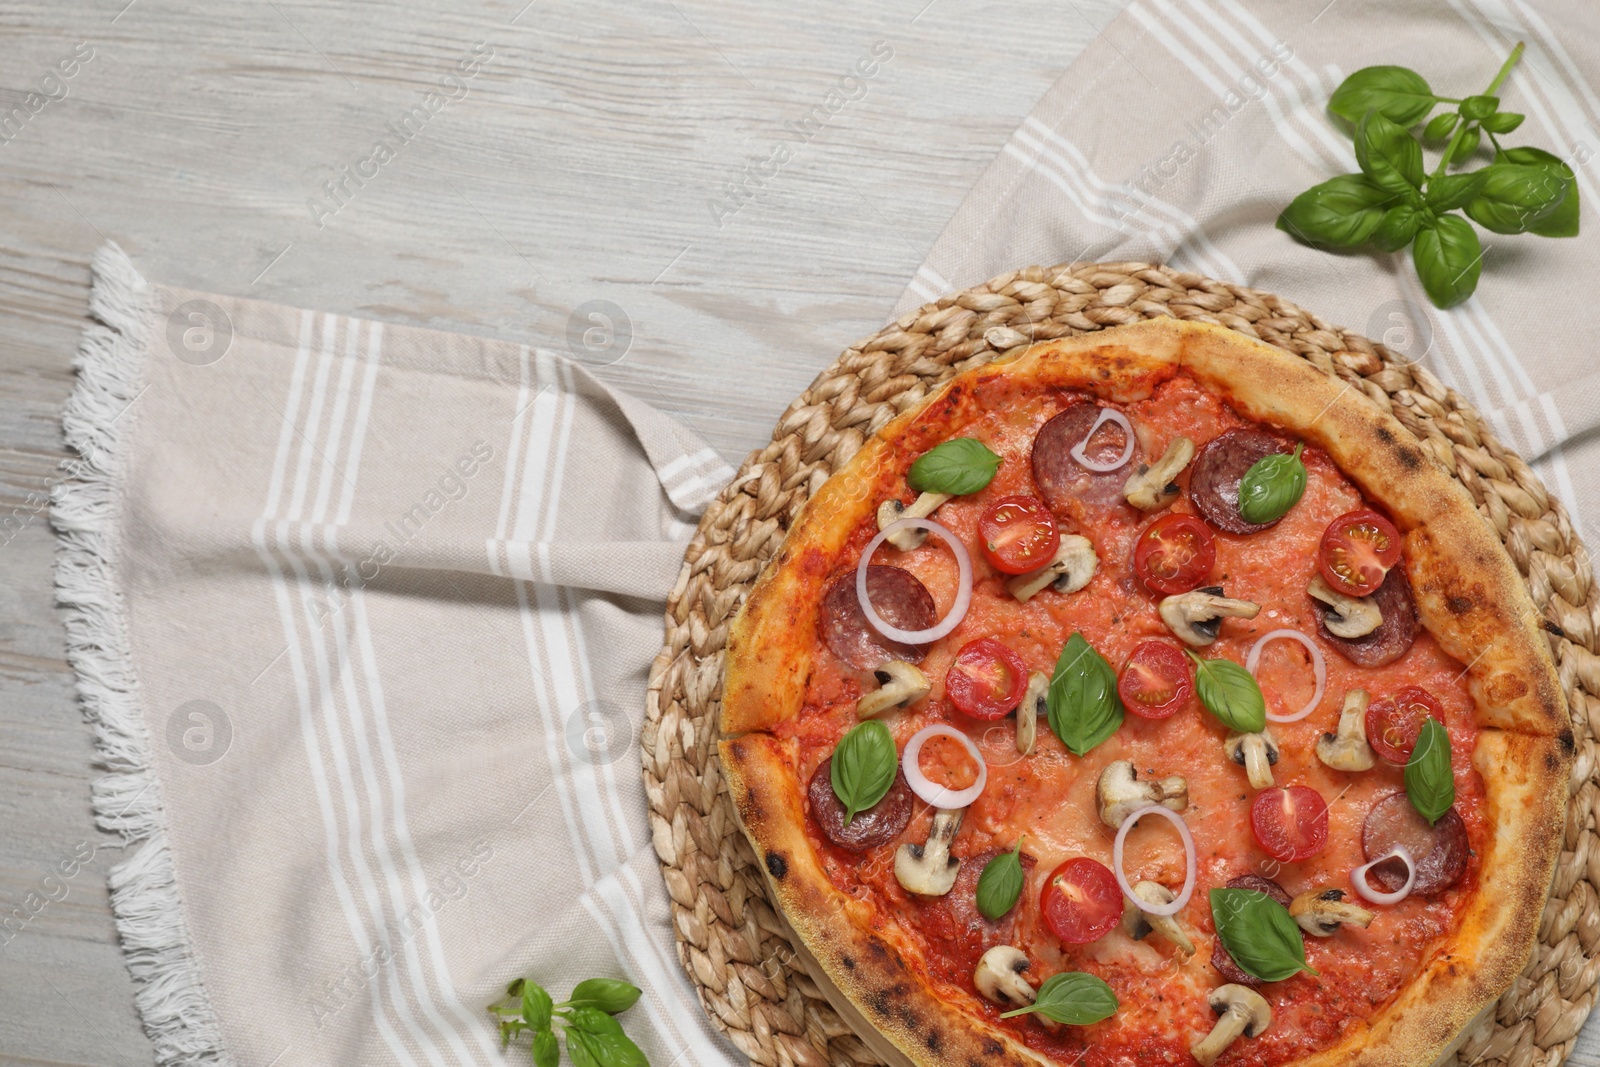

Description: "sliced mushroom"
1308 573 1382 639
1316 689 1376 772
1096 759 1188 830
1006 535 1097 604
876 493 952 550
1290 887 1375 937
1191 985 1272 1067
855 661 930 720
973 946 1036 1009
1123 436 1196 511
1015 670 1049 755
1158 586 1260 647
1121 881 1196 955
1225 729 1280 790
894 808 964 897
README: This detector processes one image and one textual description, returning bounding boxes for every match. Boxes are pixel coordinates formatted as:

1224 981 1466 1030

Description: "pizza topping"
806 756 913 851
1315 689 1377 772
1159 586 1260 646
1046 633 1125 757
1208 887 1317 981
1121 881 1197 955
1317 564 1419 667
894 807 965 897
973 946 1039 1011
902 724 987 808
876 493 953 551
1307 573 1383 639
908 437 1002 496
1006 534 1097 604
1123 435 1195 511
1405 717 1456 826
1318 508 1402 597
1245 628 1327 724
1041 858 1124 944
1189 429 1291 534
855 661 931 720
1251 785 1331 862
829 721 901 825
998 972 1119 1026
1096 760 1188 829
1225 729 1280 790
976 839 1027 920
946 638 1029 720
822 567 935 670
1133 514 1216 595
1191 652 1268 732
856 518 973 645
1237 443 1308 525
1352 846 1417 905
1289 887 1375 936
1361 791 1468 896
977 495 1060 575
1032 402 1139 518
1117 639 1194 719
1014 670 1049 755
1210 877 1290 987
1112 804 1197 916
1191 985 1272 1067
1365 685 1441 764
1069 407 1138 472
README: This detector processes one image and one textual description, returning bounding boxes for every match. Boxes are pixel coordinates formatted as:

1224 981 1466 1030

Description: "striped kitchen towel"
895 0 1600 542
54 243 741 1067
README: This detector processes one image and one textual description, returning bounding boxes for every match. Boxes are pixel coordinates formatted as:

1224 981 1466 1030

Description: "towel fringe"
51 242 235 1065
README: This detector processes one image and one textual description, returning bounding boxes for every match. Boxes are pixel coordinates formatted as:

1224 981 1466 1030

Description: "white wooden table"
1 1 1594 1065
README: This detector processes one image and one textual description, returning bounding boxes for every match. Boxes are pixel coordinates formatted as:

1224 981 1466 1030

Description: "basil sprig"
1405 716 1455 825
831 720 899 825
491 976 647 1067
1047 633 1124 756
1186 652 1266 733
1209 889 1317 982
908 437 1002 496
976 837 1026 921
999 972 1118 1025
1237 443 1306 524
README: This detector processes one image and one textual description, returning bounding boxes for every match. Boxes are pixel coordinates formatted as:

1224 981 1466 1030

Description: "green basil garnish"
1327 65 1436 127
564 978 643 1015
1047 633 1124 757
907 437 1002 496
999 971 1118 1025
1209 888 1317 982
976 837 1025 921
533 1029 559 1067
1186 652 1266 733
1237 443 1306 524
1405 716 1455 825
565 1009 648 1067
830 720 899 825
522 981 554 1030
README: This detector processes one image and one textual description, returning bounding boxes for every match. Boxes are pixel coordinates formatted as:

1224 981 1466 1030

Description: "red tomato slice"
1318 509 1402 597
1250 785 1330 862
1040 857 1123 945
1365 686 1442 764
977 496 1060 575
946 638 1029 720
1117 640 1194 719
1133 514 1216 595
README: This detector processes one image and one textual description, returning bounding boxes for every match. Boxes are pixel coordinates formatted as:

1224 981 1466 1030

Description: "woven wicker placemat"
641 262 1600 1067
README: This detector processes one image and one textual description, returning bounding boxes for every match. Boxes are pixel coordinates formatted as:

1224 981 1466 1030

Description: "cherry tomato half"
946 638 1029 720
1366 686 1443 764
978 495 1061 575
1133 514 1216 595
1250 785 1330 862
1117 640 1194 719
1040 857 1123 945
1318 509 1402 597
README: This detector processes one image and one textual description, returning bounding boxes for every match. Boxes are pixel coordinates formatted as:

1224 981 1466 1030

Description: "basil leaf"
831 720 898 825
566 1029 603 1067
1187 654 1265 733
1465 161 1573 235
999 972 1118 1025
566 978 642 1014
1405 716 1455 825
1460 94 1499 121
1371 204 1425 253
1423 111 1458 141
1480 110 1524 134
1500 146 1580 237
1276 174 1397 250
1237 443 1306 523
522 981 554 1030
1047 633 1124 757
908 437 1001 495
1445 127 1482 166
976 839 1025 920
1209 888 1317 982
567 1024 649 1067
1356 111 1425 194
1413 215 1482 309
1328 66 1435 127
1425 171 1486 214
534 1029 560 1067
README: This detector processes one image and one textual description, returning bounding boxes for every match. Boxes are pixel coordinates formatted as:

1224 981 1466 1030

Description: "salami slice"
1317 565 1419 668
1360 791 1468 896
1189 429 1292 535
1031 402 1138 520
807 756 915 852
1210 874 1292 987
820 566 935 670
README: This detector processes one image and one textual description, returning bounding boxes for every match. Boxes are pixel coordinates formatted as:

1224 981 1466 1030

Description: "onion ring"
1246 628 1327 723
1351 845 1416 905
902 724 987 808
1112 804 1196 917
856 518 972 644
1069 408 1137 472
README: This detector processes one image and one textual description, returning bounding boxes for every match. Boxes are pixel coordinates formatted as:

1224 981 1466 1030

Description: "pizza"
717 318 1571 1067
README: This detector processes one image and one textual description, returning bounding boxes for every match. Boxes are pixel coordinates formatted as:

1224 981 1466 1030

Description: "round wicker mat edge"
641 262 1600 1067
